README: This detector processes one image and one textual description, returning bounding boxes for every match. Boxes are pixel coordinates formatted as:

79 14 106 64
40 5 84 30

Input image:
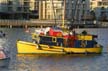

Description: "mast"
62 0 66 28
73 0 79 25
51 0 57 26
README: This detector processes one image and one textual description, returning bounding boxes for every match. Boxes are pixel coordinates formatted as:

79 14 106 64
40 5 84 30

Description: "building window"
48 15 50 19
92 0 96 1
101 7 105 10
17 7 22 11
8 1 13 5
24 0 29 2
24 2 29 6
98 2 102 6
103 2 108 5
90 2 93 5
24 7 29 12
8 7 13 11
56 9 61 13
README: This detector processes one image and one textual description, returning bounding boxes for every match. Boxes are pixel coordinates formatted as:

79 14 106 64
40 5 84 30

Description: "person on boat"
81 40 87 48
71 29 76 36
81 30 88 35
35 37 41 50
44 27 50 35
80 30 88 48
67 32 75 47
69 26 76 36
93 40 101 48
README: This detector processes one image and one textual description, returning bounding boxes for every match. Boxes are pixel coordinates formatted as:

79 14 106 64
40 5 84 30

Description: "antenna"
62 0 66 28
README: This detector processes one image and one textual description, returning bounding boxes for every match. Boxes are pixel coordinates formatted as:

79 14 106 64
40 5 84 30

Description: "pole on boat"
51 0 57 26
62 0 66 28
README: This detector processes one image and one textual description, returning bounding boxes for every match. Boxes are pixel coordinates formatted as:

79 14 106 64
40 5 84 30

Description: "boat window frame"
52 37 57 42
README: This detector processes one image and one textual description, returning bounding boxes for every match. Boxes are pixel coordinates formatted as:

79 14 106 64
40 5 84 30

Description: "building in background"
14 0 30 19
0 0 8 19
1 0 108 21
39 0 90 20
0 0 39 20
0 0 93 20
29 0 39 19
39 0 63 20
90 0 108 21
65 0 90 22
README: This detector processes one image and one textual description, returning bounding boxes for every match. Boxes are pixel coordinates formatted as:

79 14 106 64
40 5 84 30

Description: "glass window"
8 1 13 5
24 7 29 12
8 7 13 11
17 7 22 11
103 2 108 5
90 2 93 5
98 2 102 6
24 2 29 6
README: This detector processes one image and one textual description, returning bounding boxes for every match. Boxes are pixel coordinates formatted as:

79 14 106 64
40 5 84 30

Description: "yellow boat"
17 40 102 54
16 0 102 55
16 28 103 55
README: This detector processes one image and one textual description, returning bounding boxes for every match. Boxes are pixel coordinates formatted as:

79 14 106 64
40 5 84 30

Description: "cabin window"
52 37 56 42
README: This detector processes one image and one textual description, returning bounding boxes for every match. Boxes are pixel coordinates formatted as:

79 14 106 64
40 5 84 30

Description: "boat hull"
0 57 10 67
17 41 102 54
64 47 102 54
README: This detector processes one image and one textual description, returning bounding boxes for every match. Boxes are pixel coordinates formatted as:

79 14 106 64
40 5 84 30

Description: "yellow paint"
17 41 64 54
64 47 102 53
17 41 102 54
31 33 38 40
77 35 93 40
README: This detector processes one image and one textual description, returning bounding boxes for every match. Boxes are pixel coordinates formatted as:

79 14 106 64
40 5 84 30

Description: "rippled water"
0 28 108 71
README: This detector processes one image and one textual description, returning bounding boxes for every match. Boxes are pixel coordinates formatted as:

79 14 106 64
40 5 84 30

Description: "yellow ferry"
16 29 103 54
16 0 103 55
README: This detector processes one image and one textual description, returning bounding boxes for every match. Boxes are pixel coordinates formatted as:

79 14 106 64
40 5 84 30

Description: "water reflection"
16 54 107 71
0 28 108 71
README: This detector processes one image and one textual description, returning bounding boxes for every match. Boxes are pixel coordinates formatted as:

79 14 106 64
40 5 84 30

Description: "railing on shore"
0 19 69 27
0 19 108 28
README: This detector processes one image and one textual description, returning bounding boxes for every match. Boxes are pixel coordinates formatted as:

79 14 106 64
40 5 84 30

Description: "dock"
0 19 108 28
0 20 69 27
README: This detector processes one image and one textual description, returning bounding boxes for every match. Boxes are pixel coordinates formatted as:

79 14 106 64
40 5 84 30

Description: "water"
0 28 108 71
